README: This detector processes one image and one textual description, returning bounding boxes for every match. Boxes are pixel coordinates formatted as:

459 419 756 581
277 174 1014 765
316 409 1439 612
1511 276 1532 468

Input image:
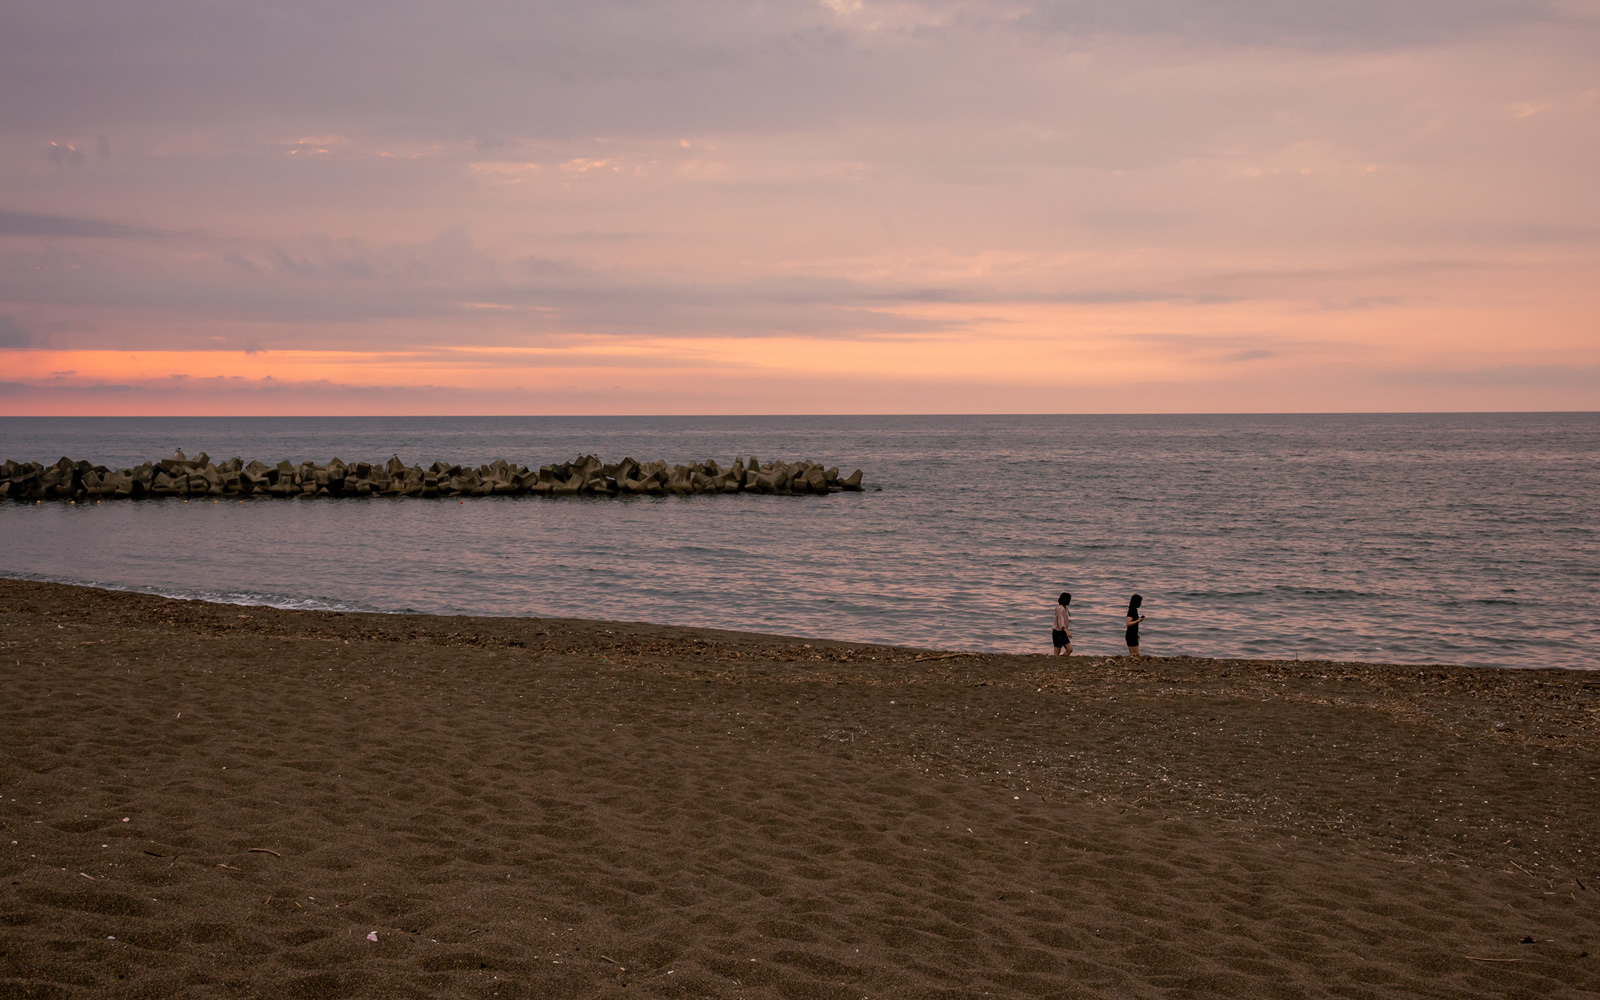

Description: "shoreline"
3 578 1597 998
2 574 1574 673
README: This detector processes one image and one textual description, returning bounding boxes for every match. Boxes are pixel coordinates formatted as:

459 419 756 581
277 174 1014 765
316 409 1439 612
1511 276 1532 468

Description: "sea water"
1 414 1595 670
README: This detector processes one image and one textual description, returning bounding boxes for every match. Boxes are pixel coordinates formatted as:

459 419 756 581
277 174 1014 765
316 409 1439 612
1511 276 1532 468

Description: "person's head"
1058 592 1071 606
1128 594 1142 615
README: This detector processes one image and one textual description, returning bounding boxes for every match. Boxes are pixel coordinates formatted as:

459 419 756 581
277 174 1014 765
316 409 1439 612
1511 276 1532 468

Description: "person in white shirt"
1052 592 1073 655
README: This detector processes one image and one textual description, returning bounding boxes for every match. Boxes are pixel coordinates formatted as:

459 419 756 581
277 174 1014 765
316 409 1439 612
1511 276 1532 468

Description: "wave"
1 570 389 616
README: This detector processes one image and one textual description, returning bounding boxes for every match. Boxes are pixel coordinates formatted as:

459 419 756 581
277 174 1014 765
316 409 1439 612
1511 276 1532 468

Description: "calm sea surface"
1 414 1595 670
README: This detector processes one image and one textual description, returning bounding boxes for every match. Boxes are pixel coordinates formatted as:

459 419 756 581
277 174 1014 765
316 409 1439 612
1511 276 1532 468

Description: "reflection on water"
1 414 1596 669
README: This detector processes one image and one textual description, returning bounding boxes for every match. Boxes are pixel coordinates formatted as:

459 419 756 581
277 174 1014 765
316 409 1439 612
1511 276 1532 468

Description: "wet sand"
2 578 1597 998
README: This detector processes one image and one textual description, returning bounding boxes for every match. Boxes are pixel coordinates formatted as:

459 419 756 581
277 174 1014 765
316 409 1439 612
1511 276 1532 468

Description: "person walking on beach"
1052 592 1073 655
1125 594 1145 658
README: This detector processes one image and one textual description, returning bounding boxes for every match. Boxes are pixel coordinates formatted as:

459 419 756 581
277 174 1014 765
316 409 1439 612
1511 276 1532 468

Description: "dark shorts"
1052 629 1069 648
1125 629 1139 647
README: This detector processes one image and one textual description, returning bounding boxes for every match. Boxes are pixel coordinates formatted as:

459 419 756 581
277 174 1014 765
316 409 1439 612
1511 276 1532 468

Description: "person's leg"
1127 644 1139 658
1064 642 1073 656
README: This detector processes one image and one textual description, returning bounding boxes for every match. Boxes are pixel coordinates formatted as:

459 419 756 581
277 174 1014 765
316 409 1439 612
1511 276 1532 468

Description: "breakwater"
0 452 865 501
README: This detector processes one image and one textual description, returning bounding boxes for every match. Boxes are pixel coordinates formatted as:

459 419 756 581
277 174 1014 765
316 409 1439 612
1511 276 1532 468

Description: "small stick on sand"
1464 956 1523 963
601 956 626 969
1508 859 1535 878
248 848 281 857
216 863 244 872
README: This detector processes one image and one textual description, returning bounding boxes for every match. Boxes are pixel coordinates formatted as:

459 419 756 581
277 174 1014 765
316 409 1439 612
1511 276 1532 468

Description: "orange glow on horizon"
3 283 1595 417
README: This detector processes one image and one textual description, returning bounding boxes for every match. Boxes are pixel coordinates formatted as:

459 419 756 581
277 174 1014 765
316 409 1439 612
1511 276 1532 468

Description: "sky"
1 0 1597 415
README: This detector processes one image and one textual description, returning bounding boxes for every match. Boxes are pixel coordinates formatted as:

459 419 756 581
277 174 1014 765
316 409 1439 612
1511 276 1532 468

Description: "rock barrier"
0 452 866 501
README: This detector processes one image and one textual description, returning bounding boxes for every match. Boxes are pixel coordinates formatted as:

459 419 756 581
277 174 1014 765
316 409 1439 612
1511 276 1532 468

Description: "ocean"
1 414 1595 670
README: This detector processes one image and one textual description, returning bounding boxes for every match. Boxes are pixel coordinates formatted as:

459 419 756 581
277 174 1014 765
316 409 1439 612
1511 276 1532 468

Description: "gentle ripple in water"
0 414 1595 669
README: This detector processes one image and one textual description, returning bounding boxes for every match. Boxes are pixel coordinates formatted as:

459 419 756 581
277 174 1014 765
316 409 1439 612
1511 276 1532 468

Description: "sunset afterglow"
3 2 1597 413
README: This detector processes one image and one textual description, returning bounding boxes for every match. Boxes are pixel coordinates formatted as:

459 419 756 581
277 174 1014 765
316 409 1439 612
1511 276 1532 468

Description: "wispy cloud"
44 141 86 168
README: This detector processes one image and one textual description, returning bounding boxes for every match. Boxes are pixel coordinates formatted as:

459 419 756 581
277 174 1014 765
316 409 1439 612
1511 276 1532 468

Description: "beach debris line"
0 452 866 501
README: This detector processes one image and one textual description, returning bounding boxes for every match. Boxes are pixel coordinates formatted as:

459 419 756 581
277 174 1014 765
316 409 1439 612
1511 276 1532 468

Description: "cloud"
0 2 852 135
0 314 32 347
20 0 1549 142
0 0 1596 412
1015 0 1559 48
1447 223 1600 246
1382 363 1600 388
0 225 1023 346
1074 209 1191 233
45 141 86 168
1122 331 1333 363
5 357 1594 416
553 230 647 243
845 285 1209 308
0 211 165 240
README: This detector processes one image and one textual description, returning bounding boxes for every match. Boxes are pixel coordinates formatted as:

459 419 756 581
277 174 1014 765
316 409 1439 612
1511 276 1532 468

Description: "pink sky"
2 1 1597 414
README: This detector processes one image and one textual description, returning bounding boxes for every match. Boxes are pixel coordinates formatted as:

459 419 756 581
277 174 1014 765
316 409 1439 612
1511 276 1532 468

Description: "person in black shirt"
1125 594 1145 658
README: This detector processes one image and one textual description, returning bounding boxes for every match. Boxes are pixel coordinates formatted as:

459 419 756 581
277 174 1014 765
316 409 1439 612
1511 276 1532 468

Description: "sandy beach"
1 579 1596 999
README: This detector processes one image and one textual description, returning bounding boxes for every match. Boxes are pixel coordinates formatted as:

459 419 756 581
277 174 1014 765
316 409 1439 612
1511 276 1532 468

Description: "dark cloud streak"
1016 0 1559 48
0 210 165 240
